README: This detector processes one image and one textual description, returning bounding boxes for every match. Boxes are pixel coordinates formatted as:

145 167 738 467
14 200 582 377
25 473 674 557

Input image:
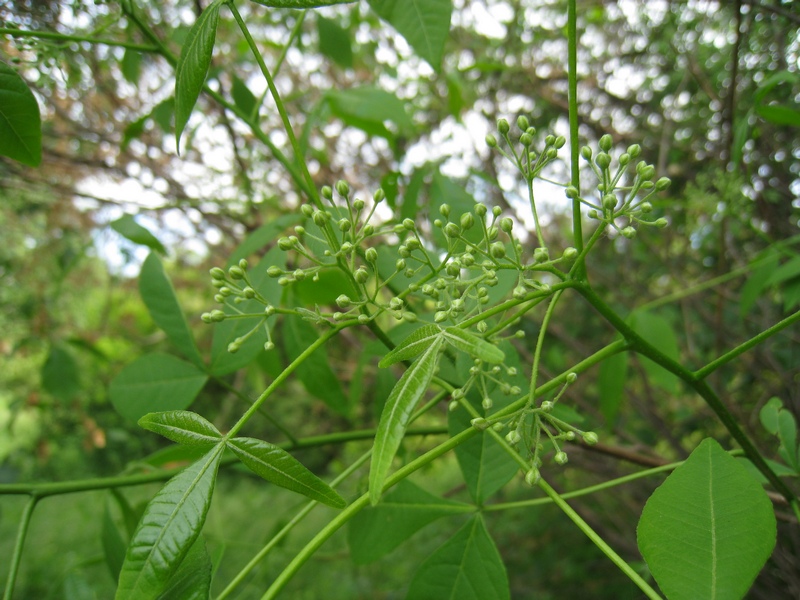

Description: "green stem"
3 496 37 600
537 478 663 600
260 343 625 598
217 450 372 600
693 309 800 380
214 376 298 444
567 0 584 276
526 290 564 408
0 27 159 51
575 282 798 505
228 2 319 207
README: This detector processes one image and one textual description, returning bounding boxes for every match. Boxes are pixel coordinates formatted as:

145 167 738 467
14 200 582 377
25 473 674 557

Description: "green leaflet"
116 444 224 599
0 60 42 166
368 0 452 70
41 344 81 401
110 215 167 255
637 438 776 600
379 324 442 367
175 0 223 152
140 253 204 367
227 437 346 508
442 327 504 364
369 336 444 505
348 480 473 564
405 515 510 600
598 348 629 424
317 15 353 69
110 353 208 422
157 536 213 600
139 411 222 446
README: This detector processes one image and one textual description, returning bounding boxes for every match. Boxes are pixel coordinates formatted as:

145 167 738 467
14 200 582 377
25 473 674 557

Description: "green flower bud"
492 206 502 217
525 468 541 486
509 385 521 395
546 147 557 159
336 294 352 308
639 202 653 213
641 181 655 190
321 185 333 199
227 341 241 354
599 133 613 152
333 312 344 321
312 211 327 226
627 143 641 157
513 285 527 300
374 188 386 202
582 431 599 445
554 451 568 465
433 219 443 227
517 115 530 131
267 266 283 278
278 277 290 286
655 176 671 190
301 204 314 217
545 134 555 146
243 286 256 299
396 259 406 271
487 226 499 240
335 180 350 197
500 217 513 232
654 217 668 228
602 194 617 210
214 294 224 303
294 226 305 236
354 267 369 283
497 118 510 134
555 135 566 148
439 203 451 217
450 298 465 312
402 311 418 322
461 212 475 230
520 132 533 146
562 247 578 260
490 242 506 259
474 203 487 217
434 310 448 323
210 267 226 279
580 146 592 160
446 261 461 276
365 247 378 263
264 305 276 316
201 312 214 323
640 165 656 180
228 266 245 280
534 247 549 263
461 252 475 266
340 242 354 254
210 311 227 323
470 417 489 430
219 287 233 297
506 430 522 444
448 400 459 412
565 186 579 199
477 321 488 333
444 222 461 238
566 372 578 383
338 218 351 232
621 226 637 239
619 152 630 166
398 245 410 258
264 341 275 351
403 218 415 230
588 209 599 219
485 134 498 148
358 314 369 324
363 224 375 236
595 153 611 170
482 397 494 410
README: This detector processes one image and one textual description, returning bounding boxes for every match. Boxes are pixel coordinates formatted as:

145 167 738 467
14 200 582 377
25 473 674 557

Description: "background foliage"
1 0 799 598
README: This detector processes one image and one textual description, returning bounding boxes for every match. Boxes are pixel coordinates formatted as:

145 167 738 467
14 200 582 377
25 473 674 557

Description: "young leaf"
637 438 776 600
284 316 350 416
227 437 346 508
157 536 213 600
110 215 167 255
175 0 222 152
116 444 224 599
140 253 204 367
138 411 222 446
758 396 782 435
0 60 42 166
368 0 452 70
405 515 510 600
379 324 442 367
348 480 473 564
369 336 443 505
442 327 504 364
110 353 208 422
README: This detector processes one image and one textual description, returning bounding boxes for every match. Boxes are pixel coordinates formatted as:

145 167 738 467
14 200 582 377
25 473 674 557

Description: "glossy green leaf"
175 0 222 152
210 247 284 376
637 438 776 600
442 327 504 364
598 349 629 423
139 411 222 446
0 60 42 166
110 215 167 255
628 310 681 395
41 344 81 401
284 316 349 415
140 253 204 367
379 324 442 367
318 15 353 68
370 336 443 505
348 480 473 564
251 0 355 7
110 353 208 422
368 0 452 70
116 445 223 599
227 437 346 508
755 104 800 127
405 515 510 600
157 536 212 600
